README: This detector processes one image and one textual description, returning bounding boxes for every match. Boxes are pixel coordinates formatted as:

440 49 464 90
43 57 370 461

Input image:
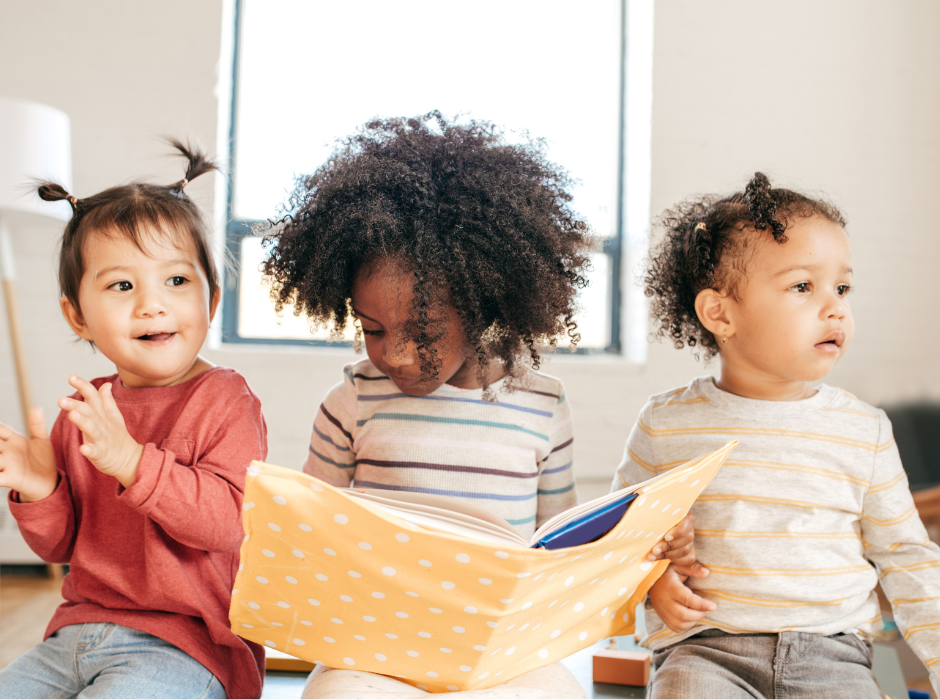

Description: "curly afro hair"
645 171 845 360
259 111 592 387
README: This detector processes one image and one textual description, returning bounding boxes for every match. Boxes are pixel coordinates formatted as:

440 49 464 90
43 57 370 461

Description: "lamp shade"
0 96 72 221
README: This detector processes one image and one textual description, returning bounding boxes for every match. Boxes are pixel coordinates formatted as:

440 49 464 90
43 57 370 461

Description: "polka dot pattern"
232 447 731 692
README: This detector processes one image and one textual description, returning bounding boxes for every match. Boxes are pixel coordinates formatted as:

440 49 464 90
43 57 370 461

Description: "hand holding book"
647 512 707 578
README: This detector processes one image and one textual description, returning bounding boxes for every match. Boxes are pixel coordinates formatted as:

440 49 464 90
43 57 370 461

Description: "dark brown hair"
645 172 846 359
37 139 220 322
259 112 592 388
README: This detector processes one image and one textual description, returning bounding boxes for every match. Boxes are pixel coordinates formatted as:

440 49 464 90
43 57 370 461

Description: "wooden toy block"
592 649 651 686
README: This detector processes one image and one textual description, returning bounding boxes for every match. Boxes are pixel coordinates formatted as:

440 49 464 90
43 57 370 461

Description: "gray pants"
649 630 883 699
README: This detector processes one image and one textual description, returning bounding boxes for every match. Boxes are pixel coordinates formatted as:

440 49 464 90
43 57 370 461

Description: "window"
224 0 626 351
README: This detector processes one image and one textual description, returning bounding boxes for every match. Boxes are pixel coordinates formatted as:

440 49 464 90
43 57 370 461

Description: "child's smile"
60 229 219 388
137 331 176 343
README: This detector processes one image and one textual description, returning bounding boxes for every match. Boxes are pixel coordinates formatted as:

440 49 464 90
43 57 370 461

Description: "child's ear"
60 295 93 341
208 288 221 323
695 288 735 342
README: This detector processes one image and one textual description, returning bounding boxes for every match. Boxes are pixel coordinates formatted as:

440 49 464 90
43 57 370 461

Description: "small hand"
647 513 709 578
648 564 716 633
0 407 58 502
58 376 143 488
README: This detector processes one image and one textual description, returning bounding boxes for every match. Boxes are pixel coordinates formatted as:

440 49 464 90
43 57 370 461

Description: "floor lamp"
0 96 72 577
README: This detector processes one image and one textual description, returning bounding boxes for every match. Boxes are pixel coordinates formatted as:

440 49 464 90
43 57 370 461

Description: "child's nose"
385 338 418 368
823 293 846 319
134 287 167 317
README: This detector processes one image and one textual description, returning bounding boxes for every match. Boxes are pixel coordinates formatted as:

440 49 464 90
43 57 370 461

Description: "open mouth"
815 330 845 349
137 332 175 342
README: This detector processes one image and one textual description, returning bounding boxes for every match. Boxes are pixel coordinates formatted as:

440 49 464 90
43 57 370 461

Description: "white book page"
342 489 530 547
345 488 519 532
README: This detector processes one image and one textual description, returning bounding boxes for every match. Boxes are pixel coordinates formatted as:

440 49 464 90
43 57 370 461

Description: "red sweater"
9 366 267 699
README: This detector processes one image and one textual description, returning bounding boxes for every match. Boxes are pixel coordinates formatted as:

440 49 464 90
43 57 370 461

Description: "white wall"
648 0 940 408
1 0 938 502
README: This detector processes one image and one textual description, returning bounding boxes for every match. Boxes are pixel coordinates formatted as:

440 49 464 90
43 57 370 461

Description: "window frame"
221 0 626 353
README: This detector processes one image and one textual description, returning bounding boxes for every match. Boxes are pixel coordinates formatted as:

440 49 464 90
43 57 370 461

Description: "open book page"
344 454 707 550
341 489 530 548
230 440 737 692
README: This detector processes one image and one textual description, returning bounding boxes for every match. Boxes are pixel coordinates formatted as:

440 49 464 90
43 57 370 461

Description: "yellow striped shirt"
613 376 940 692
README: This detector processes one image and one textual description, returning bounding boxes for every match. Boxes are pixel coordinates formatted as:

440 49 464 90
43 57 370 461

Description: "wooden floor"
0 566 65 671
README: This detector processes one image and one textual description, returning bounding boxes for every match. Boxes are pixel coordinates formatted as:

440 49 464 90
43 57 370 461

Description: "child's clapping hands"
58 375 143 488
0 407 57 502
0 375 143 502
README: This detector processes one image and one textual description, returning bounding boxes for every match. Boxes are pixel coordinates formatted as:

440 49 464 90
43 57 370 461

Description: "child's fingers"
650 515 696 560
61 402 102 443
660 602 707 632
675 586 716 613
78 442 103 462
663 532 694 551
0 422 11 442
660 587 714 631
665 513 695 541
666 551 696 576
59 396 93 420
650 537 694 561
672 561 710 579
99 384 126 424
649 538 694 562
26 407 49 441
666 576 716 614
67 375 103 411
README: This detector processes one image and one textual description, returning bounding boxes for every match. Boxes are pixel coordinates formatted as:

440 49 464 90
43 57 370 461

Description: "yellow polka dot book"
230 440 737 692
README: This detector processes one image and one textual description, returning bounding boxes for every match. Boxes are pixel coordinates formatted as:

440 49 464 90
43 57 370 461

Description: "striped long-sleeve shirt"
612 376 940 693
303 359 577 538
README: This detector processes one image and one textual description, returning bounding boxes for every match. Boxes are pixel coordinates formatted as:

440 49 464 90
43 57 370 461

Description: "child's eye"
790 282 811 293
167 276 188 287
362 329 384 337
837 284 851 297
108 280 132 292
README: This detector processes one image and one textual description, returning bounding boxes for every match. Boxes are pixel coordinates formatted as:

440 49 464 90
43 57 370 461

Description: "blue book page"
533 492 638 550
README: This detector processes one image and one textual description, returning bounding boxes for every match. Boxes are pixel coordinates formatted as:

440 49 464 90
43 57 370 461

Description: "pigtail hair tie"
165 138 219 196
690 219 715 280
745 171 788 242
36 181 80 213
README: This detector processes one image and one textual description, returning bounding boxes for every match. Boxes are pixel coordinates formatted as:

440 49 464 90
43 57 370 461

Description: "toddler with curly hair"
258 112 696 697
613 172 940 698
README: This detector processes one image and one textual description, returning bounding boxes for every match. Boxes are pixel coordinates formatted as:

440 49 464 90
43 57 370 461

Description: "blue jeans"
649 629 883 699
0 623 226 699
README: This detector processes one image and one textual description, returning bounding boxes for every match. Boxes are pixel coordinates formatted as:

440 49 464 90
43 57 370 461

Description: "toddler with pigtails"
0 142 267 699
614 173 940 698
